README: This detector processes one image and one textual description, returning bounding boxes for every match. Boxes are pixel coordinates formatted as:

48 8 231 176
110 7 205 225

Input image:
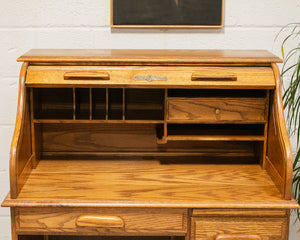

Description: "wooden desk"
2 49 298 240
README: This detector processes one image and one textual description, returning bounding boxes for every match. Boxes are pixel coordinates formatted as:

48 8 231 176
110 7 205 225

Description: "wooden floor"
4 159 292 208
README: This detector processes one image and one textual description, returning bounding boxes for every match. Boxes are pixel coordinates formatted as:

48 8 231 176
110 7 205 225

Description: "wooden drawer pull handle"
64 71 110 80
216 234 261 240
76 215 124 228
191 72 237 81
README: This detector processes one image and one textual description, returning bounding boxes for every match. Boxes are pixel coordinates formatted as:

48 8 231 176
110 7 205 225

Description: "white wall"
0 0 299 239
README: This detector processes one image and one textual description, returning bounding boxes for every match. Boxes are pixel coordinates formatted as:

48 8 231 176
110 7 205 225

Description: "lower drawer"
191 210 288 240
15 208 187 235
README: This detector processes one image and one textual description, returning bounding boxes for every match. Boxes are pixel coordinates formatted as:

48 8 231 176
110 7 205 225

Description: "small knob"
215 108 220 115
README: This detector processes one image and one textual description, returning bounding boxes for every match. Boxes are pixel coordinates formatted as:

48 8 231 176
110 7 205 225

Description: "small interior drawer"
168 97 266 122
16 208 187 235
191 210 288 240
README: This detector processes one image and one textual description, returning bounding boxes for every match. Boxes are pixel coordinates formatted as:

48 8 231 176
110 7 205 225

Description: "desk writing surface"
14 160 283 204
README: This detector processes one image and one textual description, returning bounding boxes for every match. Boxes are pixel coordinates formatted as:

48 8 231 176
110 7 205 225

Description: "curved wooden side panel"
266 63 293 199
10 62 32 199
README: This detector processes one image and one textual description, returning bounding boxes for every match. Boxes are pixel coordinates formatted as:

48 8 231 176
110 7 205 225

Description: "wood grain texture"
168 98 266 122
266 64 293 199
16 208 187 235
17 97 32 190
261 91 270 167
39 123 260 156
33 119 165 124
192 209 287 217
18 236 43 240
284 210 290 240
40 237 180 240
191 71 237 81
166 135 265 142
3 196 299 209
7 160 287 205
3 50 297 240
30 88 39 168
265 156 284 198
11 208 17 240
25 66 276 89
18 49 282 65
64 71 110 80
191 214 288 240
17 154 34 191
215 235 261 240
75 215 124 228
9 62 32 199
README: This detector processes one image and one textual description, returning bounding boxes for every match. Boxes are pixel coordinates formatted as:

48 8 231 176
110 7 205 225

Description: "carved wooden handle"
216 234 261 240
76 215 124 228
64 71 110 80
191 71 237 81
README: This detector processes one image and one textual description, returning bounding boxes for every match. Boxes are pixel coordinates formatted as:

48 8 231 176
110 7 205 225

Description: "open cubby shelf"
33 88 165 121
32 87 268 146
33 88 268 122
126 89 165 120
167 89 267 98
35 122 263 165
165 124 265 142
33 88 74 119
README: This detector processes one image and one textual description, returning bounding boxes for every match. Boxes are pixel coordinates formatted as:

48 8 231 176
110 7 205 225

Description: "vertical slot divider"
262 90 270 168
30 88 38 168
158 88 168 144
43 235 49 240
73 88 76 120
30 88 35 121
164 88 168 143
89 88 92 120
106 88 109 120
123 88 126 121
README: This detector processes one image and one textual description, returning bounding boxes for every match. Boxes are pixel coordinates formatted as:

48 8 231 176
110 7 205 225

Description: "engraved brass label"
134 75 167 82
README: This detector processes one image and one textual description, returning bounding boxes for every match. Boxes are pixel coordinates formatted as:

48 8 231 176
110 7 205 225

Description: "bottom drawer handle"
76 215 124 228
216 235 261 240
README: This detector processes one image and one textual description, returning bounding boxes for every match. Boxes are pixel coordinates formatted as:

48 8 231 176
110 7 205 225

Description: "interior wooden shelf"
166 120 267 124
33 88 165 121
166 135 265 142
18 236 182 240
165 124 265 142
33 119 165 124
9 159 287 207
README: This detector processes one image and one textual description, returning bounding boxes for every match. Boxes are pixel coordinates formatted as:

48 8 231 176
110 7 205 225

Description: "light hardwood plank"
15 160 284 204
25 66 275 89
18 49 282 64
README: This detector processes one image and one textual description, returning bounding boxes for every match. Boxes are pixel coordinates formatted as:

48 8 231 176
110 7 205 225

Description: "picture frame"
111 0 224 29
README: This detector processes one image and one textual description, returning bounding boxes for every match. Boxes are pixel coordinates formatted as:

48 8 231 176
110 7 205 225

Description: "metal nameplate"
134 75 168 82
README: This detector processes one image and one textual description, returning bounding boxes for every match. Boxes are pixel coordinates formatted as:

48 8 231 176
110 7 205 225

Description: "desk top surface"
2 160 299 209
18 49 282 64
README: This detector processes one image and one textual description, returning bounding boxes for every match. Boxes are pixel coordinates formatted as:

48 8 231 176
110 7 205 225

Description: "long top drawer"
25 66 275 89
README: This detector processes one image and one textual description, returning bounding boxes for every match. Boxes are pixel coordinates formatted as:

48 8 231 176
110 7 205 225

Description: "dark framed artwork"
111 0 224 28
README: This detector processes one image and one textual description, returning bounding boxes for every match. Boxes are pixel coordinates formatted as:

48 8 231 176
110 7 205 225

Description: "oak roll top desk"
2 49 299 240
